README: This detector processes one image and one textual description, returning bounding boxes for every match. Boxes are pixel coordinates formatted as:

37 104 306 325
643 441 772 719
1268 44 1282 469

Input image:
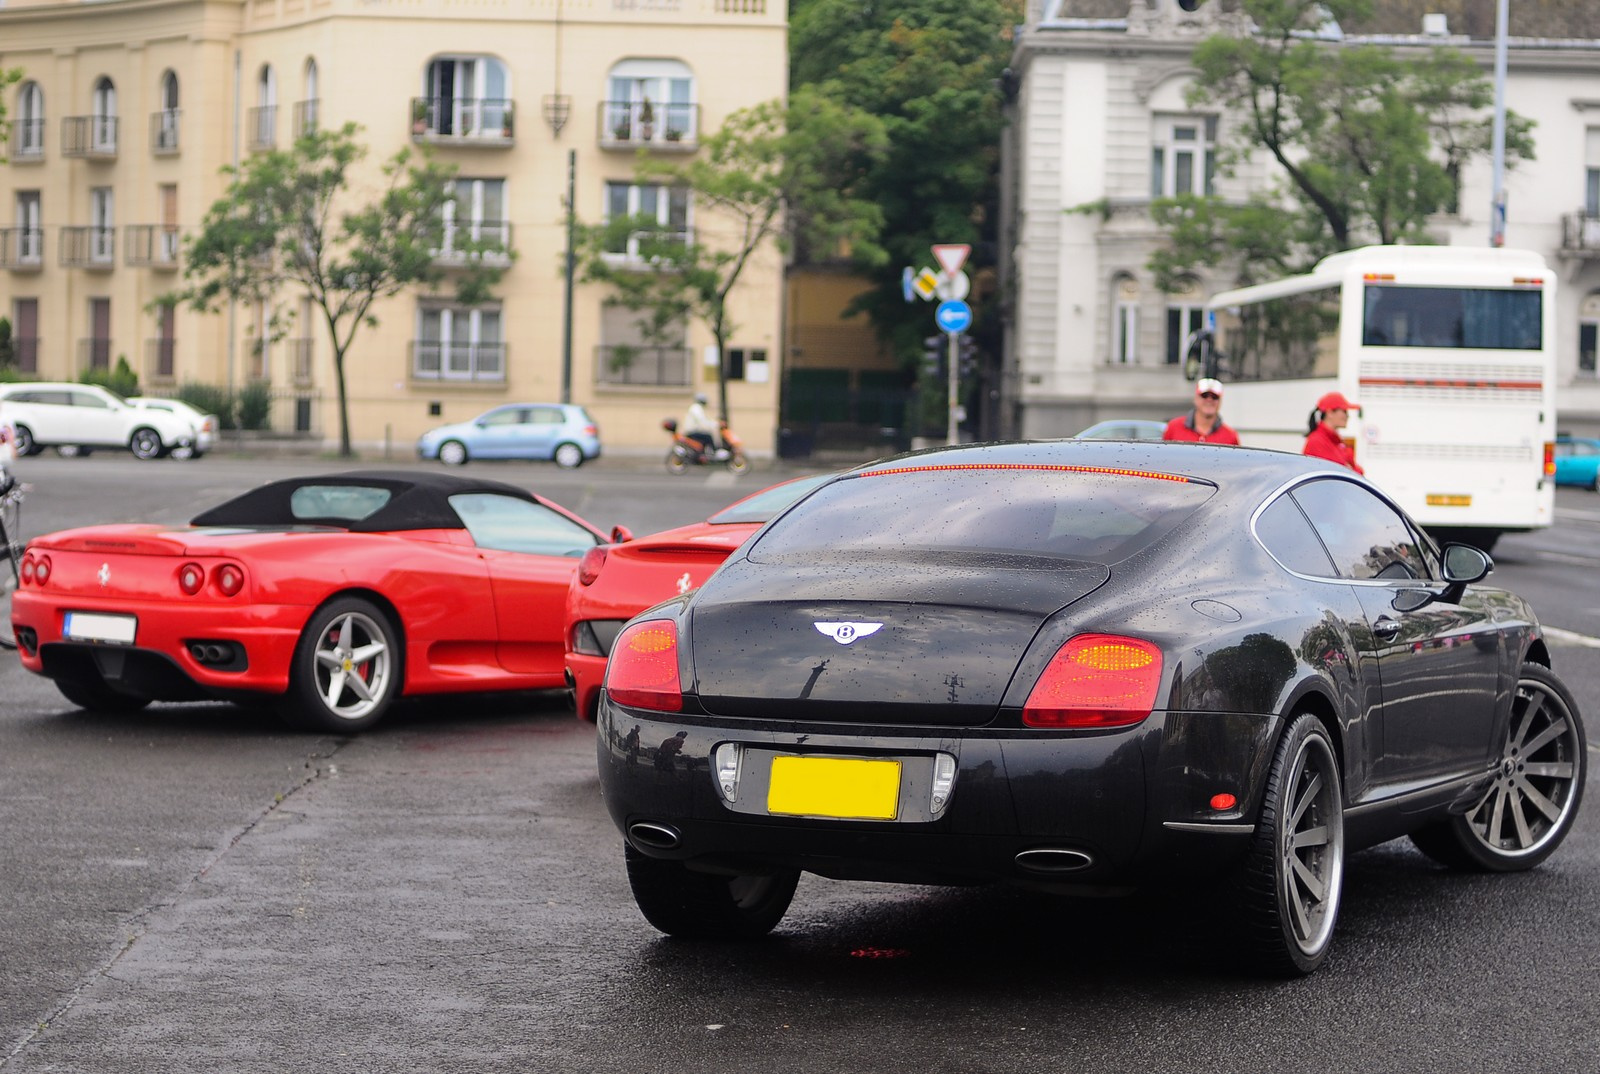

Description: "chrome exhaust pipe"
1014 847 1095 874
628 822 682 850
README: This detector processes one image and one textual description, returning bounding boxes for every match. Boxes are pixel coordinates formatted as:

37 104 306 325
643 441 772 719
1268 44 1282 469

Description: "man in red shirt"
1163 378 1240 444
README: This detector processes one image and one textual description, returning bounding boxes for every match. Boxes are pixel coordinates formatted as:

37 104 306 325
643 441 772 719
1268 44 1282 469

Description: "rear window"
748 465 1214 565
288 485 393 523
708 473 835 525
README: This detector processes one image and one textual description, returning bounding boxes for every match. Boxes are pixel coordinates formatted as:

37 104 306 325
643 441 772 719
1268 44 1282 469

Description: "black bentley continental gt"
596 441 1586 975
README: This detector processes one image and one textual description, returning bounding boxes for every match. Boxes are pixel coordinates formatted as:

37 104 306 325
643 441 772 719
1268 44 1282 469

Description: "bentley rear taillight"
606 620 683 712
1022 634 1163 729
577 546 608 586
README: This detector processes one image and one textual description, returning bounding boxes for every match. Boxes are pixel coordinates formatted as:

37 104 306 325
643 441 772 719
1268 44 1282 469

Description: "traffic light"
921 335 946 378
956 333 978 378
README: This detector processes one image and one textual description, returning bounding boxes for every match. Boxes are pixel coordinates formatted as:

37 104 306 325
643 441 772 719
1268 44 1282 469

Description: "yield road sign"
932 244 970 275
935 299 972 334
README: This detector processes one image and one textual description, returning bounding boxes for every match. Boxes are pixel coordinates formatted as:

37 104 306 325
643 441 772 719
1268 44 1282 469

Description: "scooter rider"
680 392 721 458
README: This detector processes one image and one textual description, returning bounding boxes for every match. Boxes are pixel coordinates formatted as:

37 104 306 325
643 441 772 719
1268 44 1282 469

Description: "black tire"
1231 713 1345 976
129 427 166 460
278 597 402 733
1410 663 1586 872
665 449 689 475
13 425 38 457
624 843 799 940
726 452 751 476
56 675 152 713
437 440 469 466
553 441 585 469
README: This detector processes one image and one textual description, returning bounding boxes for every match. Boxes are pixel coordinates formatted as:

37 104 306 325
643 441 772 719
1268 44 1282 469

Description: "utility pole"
1489 0 1509 247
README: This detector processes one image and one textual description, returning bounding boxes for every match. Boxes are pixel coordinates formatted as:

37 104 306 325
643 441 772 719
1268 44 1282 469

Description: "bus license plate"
767 755 901 820
1426 494 1472 507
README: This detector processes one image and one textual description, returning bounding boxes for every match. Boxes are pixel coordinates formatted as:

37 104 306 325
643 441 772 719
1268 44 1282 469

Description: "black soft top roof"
190 470 538 532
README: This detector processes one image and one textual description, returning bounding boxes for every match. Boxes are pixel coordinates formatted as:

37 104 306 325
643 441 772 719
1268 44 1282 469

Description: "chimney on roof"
1422 13 1449 36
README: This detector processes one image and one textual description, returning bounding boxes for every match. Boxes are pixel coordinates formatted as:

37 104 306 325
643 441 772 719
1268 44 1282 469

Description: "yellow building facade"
0 0 787 455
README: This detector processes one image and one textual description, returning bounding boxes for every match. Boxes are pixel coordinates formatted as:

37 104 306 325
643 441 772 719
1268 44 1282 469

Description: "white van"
0 383 197 460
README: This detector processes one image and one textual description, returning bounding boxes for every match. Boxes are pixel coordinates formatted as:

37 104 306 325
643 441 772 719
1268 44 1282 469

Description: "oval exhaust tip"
628 821 682 850
1015 847 1095 874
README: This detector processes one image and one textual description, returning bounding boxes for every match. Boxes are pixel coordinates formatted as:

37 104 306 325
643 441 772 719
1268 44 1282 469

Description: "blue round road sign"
935 299 972 334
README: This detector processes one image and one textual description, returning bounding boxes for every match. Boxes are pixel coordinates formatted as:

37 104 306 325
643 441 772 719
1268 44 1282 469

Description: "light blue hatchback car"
1553 435 1600 491
417 403 602 468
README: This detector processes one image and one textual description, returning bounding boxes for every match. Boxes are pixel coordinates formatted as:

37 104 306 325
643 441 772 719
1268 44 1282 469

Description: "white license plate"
63 611 137 645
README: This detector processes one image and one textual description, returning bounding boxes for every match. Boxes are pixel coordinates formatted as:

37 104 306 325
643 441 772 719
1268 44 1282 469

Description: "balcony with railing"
287 338 315 385
409 97 515 146
595 343 692 387
434 220 513 266
151 109 181 155
598 100 699 151
293 99 320 139
60 227 116 269
410 340 507 382
248 105 277 151
78 337 113 371
10 336 40 374
1561 212 1600 257
62 116 118 159
145 337 177 383
125 225 182 270
10 120 45 162
0 228 45 271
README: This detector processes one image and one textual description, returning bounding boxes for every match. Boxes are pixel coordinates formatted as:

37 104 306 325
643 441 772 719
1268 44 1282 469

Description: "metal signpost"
904 244 974 444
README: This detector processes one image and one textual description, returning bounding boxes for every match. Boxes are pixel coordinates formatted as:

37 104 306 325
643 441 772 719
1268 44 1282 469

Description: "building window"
12 298 39 372
1586 128 1600 218
597 302 690 387
414 305 504 381
15 82 44 158
1165 277 1204 367
1111 274 1139 365
1581 293 1600 375
1151 115 1216 198
604 181 691 259
440 178 510 259
722 347 769 382
422 56 511 138
604 59 696 146
14 191 42 265
251 65 277 150
154 71 180 153
90 187 115 265
296 59 320 137
92 77 118 153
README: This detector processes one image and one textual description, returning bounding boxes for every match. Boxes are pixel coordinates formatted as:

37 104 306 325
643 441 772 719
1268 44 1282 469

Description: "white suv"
0 383 197 460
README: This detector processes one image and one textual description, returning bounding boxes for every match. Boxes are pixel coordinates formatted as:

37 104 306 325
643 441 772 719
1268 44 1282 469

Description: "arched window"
91 77 117 152
15 81 44 157
605 58 695 146
156 70 180 152
252 65 277 149
423 55 510 138
298 58 320 136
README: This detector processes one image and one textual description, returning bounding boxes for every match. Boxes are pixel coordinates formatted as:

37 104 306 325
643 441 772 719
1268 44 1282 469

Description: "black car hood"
687 554 1111 726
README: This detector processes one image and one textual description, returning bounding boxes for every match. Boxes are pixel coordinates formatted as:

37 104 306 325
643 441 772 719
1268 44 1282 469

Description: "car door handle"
1372 617 1402 641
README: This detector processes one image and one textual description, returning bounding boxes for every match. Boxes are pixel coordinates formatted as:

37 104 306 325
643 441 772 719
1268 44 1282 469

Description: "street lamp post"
1489 0 1509 247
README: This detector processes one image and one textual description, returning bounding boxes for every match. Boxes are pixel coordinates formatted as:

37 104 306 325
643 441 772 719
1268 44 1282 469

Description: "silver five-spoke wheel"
281 597 402 733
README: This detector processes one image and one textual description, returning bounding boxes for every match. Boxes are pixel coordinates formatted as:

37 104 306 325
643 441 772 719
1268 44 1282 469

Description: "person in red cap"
1163 378 1240 444
1303 391 1364 473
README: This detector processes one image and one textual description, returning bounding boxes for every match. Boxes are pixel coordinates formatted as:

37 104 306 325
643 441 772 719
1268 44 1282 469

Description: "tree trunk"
333 350 353 457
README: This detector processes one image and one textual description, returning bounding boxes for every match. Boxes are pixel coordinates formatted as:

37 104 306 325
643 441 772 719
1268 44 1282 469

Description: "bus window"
1216 286 1340 382
1362 285 1543 350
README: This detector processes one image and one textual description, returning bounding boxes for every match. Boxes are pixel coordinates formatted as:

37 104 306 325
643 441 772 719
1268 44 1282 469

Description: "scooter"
662 418 750 475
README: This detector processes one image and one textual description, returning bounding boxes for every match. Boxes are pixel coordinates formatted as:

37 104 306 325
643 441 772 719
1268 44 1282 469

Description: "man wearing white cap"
1162 378 1239 444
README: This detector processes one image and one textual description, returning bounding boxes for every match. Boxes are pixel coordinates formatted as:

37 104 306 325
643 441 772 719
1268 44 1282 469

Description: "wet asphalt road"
2 455 1598 1073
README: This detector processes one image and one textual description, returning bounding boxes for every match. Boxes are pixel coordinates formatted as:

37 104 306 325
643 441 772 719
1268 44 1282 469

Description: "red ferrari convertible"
10 471 629 731
564 472 833 720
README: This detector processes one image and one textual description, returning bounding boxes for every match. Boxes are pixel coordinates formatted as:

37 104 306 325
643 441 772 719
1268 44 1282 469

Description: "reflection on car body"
596 441 1586 976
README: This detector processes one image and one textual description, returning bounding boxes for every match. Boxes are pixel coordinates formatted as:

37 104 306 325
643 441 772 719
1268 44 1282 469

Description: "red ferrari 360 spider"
564 472 833 720
10 470 629 731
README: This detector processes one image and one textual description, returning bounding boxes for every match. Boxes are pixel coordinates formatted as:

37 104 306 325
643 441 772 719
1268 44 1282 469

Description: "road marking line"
1544 626 1600 649
1536 551 1600 566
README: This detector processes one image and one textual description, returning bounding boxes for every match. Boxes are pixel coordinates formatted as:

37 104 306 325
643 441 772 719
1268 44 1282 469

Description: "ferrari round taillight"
20 554 35 584
215 563 245 597
577 546 608 587
1022 633 1163 729
31 555 50 585
178 562 205 595
605 620 683 712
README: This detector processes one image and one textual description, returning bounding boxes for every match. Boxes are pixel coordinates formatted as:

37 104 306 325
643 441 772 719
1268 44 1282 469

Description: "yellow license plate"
767 756 901 820
1426 494 1472 507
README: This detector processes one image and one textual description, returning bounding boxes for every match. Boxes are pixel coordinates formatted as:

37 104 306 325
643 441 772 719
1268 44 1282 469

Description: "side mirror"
1441 543 1492 585
610 525 634 544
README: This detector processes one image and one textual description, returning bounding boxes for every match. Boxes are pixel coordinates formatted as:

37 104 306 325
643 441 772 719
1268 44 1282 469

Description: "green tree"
790 0 1019 371
0 317 12 371
1150 0 1535 288
164 123 507 456
0 67 20 162
580 90 886 423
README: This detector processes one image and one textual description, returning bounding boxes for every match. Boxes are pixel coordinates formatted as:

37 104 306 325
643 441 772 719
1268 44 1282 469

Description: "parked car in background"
417 403 601 468
0 383 196 460
10 470 632 732
128 397 219 460
1074 418 1167 441
565 472 836 720
1553 435 1600 491
597 441 1585 976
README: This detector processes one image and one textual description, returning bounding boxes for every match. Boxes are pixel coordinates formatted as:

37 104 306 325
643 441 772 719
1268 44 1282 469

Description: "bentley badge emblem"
98 563 111 587
814 622 883 645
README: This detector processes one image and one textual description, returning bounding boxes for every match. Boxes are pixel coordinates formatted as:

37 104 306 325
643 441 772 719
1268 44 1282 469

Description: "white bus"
1203 245 1556 551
